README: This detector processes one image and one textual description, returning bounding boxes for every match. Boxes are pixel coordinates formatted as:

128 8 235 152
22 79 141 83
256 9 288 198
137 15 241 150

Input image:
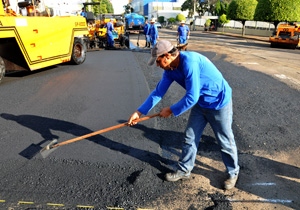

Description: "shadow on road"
0 113 174 178
1 113 299 208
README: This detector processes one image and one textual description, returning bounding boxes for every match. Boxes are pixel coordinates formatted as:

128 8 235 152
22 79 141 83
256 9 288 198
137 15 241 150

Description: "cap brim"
147 56 157 66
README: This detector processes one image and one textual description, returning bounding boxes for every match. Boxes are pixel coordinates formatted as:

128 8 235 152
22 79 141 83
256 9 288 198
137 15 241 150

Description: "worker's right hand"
128 111 142 126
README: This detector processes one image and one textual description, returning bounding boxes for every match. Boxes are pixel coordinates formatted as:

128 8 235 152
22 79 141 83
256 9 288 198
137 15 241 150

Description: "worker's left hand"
160 107 172 118
187 35 190 39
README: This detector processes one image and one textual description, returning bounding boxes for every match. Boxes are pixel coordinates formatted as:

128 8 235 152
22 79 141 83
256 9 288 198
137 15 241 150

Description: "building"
130 0 188 20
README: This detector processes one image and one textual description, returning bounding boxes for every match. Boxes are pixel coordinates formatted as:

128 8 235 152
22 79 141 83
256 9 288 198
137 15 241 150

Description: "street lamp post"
156 0 158 20
193 0 196 31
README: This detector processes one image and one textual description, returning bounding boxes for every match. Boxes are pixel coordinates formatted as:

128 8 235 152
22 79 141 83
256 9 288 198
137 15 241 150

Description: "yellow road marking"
47 203 64 206
77 205 95 208
0 200 5 202
18 201 34 204
137 209 155 210
106 207 124 210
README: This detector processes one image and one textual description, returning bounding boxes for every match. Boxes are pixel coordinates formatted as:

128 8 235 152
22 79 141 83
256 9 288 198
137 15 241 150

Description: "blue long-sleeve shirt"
144 23 150 35
104 22 114 35
137 51 232 116
149 24 158 39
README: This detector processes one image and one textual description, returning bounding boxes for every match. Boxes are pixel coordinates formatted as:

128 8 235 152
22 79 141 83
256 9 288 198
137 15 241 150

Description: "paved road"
0 30 299 210
0 50 172 209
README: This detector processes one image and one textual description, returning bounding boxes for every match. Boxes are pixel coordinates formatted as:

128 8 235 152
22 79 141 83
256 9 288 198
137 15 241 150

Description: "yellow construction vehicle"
83 2 126 50
0 0 89 82
86 14 126 49
269 22 300 49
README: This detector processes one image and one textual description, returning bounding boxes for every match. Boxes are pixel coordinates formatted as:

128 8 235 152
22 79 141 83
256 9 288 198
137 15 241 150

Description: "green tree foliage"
158 16 165 23
181 0 194 18
176 14 186 21
227 0 257 36
168 17 176 23
254 0 300 29
205 19 211 27
197 1 208 16
89 0 113 15
219 14 230 32
215 0 227 16
124 4 133 14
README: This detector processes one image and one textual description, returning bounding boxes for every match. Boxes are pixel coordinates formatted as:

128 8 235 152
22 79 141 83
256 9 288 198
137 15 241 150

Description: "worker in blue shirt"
80 8 87 18
104 18 117 49
143 19 150 48
148 18 158 48
177 20 190 44
128 40 239 190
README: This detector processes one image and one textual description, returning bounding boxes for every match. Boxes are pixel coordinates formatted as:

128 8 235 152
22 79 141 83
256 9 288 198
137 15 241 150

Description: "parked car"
155 22 162 29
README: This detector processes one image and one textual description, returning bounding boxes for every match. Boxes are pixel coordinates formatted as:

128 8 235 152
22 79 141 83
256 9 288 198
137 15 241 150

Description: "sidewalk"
165 27 270 43
203 30 270 42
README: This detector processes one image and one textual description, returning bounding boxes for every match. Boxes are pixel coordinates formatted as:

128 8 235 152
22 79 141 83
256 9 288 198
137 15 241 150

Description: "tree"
158 16 165 24
215 0 227 16
205 19 211 28
176 14 186 22
254 0 300 30
88 0 113 15
168 17 176 24
219 14 230 32
181 0 194 18
124 4 133 14
227 0 257 36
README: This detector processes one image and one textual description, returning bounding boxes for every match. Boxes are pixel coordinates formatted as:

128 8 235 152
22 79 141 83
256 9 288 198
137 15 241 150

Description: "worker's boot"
165 170 190 182
224 175 238 190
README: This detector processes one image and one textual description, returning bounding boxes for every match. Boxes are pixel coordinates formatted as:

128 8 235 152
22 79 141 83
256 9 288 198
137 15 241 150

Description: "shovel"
40 113 160 158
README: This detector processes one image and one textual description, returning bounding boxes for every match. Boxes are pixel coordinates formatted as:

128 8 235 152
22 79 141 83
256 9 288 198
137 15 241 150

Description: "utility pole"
193 0 196 31
156 0 158 20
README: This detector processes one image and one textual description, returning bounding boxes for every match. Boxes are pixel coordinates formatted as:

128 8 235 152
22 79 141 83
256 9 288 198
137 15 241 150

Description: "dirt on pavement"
130 31 300 210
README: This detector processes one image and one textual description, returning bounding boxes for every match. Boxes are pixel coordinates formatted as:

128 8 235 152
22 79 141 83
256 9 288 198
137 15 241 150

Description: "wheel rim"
74 43 83 58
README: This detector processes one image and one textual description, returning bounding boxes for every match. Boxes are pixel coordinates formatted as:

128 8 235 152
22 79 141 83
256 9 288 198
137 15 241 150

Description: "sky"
110 0 127 14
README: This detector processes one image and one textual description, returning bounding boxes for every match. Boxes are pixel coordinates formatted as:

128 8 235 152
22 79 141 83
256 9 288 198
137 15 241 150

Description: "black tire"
120 35 125 46
0 56 5 83
270 42 277 48
71 37 87 65
116 21 124 27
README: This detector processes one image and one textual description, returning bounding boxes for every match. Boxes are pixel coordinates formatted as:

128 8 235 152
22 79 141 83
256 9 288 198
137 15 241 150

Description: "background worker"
149 18 158 48
143 19 150 48
104 18 117 49
128 40 240 190
80 7 87 18
177 20 190 44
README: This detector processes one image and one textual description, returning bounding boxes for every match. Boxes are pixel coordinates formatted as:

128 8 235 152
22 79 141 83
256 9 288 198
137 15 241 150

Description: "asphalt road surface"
0 30 299 210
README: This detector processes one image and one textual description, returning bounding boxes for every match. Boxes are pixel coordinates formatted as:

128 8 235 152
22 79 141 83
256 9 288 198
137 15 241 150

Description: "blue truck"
124 13 145 32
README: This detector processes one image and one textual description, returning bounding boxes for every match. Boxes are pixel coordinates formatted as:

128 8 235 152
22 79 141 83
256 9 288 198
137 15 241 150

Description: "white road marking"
252 183 276 186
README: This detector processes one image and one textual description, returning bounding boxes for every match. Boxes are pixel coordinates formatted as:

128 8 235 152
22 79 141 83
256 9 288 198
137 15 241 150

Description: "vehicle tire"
116 21 124 27
0 56 6 83
270 42 277 48
71 37 87 65
120 35 125 47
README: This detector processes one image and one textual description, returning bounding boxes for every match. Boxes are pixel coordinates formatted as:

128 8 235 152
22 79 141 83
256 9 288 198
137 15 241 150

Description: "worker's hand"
187 35 190 39
128 111 142 126
160 107 172 118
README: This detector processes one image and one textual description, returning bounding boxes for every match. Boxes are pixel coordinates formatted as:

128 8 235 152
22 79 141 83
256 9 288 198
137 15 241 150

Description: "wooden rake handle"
52 113 160 148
